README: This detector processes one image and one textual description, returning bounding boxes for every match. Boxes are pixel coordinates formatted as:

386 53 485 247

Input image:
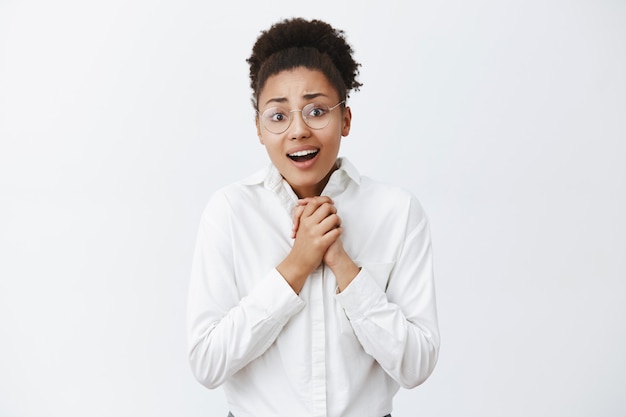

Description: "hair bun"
247 18 362 100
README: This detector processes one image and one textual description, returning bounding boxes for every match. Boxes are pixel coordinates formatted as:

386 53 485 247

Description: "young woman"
187 18 440 417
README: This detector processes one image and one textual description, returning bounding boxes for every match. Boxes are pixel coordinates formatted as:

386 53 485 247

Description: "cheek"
262 139 283 157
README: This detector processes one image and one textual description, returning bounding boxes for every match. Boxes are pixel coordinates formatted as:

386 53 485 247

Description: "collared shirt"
187 158 439 417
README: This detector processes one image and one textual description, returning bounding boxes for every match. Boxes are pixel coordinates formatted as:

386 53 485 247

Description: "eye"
305 104 329 118
271 113 286 122
264 108 288 123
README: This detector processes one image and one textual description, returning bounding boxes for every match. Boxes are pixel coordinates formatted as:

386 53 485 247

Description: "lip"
286 145 320 169
286 145 319 155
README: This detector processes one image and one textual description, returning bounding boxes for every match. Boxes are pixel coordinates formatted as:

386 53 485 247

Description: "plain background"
1 0 625 416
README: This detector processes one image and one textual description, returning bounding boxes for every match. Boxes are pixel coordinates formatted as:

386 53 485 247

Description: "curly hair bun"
247 18 362 104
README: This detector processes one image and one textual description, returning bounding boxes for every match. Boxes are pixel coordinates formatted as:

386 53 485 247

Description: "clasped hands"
277 196 360 294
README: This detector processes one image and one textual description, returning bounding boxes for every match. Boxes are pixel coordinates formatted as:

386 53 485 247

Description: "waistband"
228 413 391 417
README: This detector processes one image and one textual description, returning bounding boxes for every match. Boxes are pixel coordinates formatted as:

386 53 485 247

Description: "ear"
341 106 352 137
256 116 264 145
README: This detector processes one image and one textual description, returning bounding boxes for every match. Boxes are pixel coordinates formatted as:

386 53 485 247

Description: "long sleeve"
335 199 440 388
186 191 305 389
187 160 439 417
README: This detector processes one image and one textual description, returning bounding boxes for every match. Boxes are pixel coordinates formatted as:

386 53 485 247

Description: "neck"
292 163 338 198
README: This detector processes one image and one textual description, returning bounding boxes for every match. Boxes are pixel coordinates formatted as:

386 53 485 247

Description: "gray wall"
1 1 624 416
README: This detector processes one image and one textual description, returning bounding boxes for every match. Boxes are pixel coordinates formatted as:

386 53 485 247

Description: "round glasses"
257 101 345 134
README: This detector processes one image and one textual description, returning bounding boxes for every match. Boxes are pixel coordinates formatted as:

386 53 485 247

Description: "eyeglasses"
257 101 345 134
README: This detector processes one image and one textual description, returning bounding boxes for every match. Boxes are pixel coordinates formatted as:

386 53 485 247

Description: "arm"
292 195 439 387
334 200 440 388
186 193 305 389
187 193 343 388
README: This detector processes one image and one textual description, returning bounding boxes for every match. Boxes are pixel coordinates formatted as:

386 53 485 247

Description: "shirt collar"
240 157 361 210
321 157 361 197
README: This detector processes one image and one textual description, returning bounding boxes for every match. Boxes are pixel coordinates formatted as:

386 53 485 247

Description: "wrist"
277 255 314 294
326 253 360 292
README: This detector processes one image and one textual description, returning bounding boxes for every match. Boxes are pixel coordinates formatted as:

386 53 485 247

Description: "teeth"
288 149 318 157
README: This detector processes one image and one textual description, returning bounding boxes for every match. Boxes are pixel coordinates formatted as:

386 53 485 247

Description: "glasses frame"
257 100 345 134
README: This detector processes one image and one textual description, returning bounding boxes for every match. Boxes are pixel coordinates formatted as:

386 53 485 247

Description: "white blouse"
187 158 439 417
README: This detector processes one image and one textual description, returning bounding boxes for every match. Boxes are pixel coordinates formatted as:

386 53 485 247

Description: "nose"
288 110 311 140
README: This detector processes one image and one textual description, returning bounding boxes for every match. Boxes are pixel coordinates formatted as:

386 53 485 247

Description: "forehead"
259 67 339 105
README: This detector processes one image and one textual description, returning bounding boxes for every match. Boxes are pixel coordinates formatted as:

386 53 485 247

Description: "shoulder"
201 167 268 219
361 175 426 209
356 175 429 230
359 175 410 198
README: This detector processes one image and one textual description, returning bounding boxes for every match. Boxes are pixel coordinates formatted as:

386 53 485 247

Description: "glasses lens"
261 107 290 134
260 102 340 133
302 103 331 130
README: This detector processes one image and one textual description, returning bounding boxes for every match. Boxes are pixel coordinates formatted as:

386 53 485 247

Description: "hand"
291 198 360 292
290 199 309 239
291 197 338 237
277 196 342 293
291 196 342 269
292 199 345 265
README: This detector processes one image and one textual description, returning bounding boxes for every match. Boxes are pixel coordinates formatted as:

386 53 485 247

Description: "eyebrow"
263 92 328 106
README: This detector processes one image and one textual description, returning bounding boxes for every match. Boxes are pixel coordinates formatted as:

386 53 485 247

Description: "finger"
320 226 343 246
318 213 342 234
298 196 333 205
300 196 334 217
291 204 306 238
308 202 338 225
291 199 311 237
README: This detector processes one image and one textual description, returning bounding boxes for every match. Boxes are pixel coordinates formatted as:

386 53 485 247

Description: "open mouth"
287 149 319 162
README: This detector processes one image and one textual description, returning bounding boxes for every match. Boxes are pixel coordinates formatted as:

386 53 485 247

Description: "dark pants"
228 411 391 417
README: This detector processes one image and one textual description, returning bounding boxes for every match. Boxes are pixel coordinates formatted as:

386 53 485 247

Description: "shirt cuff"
334 268 387 321
245 268 306 326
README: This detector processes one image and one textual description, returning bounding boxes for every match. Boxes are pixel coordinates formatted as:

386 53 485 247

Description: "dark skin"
257 68 360 294
278 195 360 294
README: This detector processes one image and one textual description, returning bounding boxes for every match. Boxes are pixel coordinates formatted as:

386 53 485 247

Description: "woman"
187 17 439 417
